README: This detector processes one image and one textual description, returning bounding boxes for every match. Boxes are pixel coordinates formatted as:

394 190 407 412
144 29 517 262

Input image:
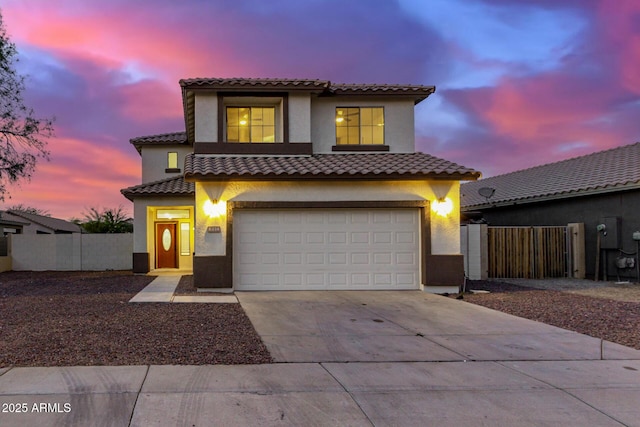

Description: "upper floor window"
166 152 180 173
226 106 275 143
168 152 178 168
336 107 384 145
164 151 181 173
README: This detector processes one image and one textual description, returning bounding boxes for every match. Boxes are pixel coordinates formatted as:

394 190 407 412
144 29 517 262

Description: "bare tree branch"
0 9 54 201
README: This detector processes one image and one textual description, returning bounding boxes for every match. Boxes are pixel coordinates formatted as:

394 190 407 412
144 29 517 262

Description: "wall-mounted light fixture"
432 197 454 217
203 199 226 218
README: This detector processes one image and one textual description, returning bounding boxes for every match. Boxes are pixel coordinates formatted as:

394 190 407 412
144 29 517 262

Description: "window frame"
165 152 181 173
335 106 385 146
225 106 277 143
218 93 287 144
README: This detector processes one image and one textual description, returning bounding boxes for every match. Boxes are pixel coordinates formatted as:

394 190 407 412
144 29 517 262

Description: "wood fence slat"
487 226 568 279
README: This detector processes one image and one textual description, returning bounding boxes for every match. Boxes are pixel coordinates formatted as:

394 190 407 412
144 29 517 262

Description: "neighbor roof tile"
461 142 640 209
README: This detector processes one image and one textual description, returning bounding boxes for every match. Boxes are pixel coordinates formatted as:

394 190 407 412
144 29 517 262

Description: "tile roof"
461 142 640 210
179 77 436 145
329 82 435 98
6 210 82 233
179 78 435 101
180 78 331 91
130 132 188 153
184 152 480 181
121 176 195 201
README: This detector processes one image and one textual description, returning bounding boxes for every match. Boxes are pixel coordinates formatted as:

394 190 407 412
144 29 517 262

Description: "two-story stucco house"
122 78 480 292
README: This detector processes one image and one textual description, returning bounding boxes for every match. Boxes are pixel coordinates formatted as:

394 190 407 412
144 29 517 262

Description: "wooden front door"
156 223 177 269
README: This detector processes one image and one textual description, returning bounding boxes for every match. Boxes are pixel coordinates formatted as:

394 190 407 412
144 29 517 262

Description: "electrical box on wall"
599 216 621 249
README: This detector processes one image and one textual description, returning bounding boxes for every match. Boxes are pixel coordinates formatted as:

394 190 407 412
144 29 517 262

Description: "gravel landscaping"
461 280 640 350
0 271 272 367
2 271 638 367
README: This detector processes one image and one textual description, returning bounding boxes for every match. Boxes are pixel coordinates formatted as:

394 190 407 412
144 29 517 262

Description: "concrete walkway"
1 291 639 426
128 275 237 303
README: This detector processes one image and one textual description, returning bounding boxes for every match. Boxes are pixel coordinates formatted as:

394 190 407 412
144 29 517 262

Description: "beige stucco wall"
132 197 195 271
310 97 416 153
195 94 218 142
289 93 311 142
191 92 415 153
194 180 461 260
141 145 193 184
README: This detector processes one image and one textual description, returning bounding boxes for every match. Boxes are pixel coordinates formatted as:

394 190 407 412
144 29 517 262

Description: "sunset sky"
1 0 639 219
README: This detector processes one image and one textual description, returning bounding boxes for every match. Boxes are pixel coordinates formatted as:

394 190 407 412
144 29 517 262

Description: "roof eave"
184 172 479 182
462 181 640 211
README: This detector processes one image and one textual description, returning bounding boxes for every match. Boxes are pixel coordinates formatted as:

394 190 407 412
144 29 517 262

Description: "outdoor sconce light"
432 197 454 217
203 199 226 218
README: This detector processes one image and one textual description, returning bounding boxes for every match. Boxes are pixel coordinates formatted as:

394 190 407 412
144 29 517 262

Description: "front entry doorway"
156 223 177 268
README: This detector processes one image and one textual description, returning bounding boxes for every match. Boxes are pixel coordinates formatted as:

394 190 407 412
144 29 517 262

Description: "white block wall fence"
9 234 133 271
460 224 488 280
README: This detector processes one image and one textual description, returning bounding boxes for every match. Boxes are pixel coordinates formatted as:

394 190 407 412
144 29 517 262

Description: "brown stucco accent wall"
132 252 150 274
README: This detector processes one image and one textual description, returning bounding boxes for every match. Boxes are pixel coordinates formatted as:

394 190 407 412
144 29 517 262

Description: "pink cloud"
2 136 140 219
1 3 251 83
595 0 640 94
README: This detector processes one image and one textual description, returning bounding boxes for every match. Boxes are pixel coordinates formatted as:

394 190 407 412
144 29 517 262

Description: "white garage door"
233 209 420 290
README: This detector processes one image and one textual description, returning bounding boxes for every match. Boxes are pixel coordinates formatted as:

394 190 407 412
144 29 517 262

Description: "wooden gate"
488 226 570 279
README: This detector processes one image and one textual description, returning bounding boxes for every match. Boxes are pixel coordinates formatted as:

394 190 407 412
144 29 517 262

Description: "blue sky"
1 0 639 217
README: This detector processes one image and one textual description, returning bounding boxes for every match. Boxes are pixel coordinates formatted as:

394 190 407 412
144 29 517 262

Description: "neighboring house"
461 142 640 280
0 212 28 235
0 210 82 235
122 78 480 292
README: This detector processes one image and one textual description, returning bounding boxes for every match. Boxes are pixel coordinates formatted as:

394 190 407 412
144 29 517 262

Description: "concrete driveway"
236 291 640 426
237 290 639 362
1 291 640 426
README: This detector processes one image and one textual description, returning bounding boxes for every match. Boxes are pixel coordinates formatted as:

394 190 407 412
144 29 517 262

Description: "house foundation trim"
194 200 441 289
193 255 232 288
133 252 150 274
424 254 465 288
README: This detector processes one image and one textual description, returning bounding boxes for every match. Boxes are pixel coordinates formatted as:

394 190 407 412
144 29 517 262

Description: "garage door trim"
214 200 431 289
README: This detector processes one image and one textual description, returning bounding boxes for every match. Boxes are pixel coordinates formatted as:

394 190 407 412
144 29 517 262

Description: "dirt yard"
462 278 640 350
0 271 272 367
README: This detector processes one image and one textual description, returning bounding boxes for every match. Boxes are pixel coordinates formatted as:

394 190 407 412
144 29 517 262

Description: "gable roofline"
0 211 30 227
180 77 436 144
461 142 640 210
6 210 82 233
129 132 188 154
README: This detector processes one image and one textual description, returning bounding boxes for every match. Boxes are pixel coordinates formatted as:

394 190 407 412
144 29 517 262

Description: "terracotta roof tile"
180 78 330 90
330 83 435 97
130 132 188 153
184 153 480 180
121 176 194 200
461 142 640 209
179 78 434 100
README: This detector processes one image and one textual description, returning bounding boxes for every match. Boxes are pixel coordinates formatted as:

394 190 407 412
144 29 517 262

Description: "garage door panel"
306 232 324 244
238 232 258 244
261 253 279 264
329 252 347 265
261 232 279 244
234 209 420 290
283 253 302 264
328 232 347 244
307 253 325 264
351 232 369 244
